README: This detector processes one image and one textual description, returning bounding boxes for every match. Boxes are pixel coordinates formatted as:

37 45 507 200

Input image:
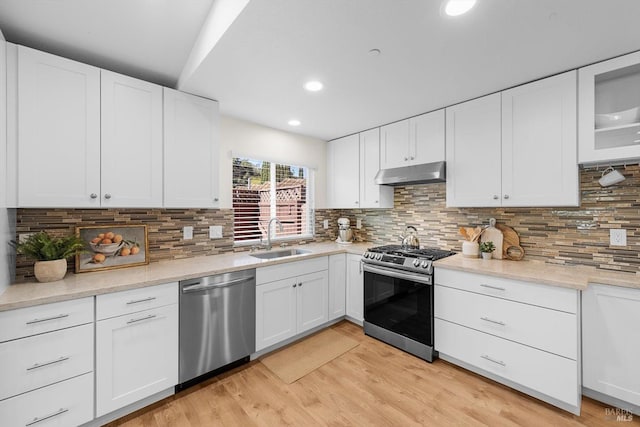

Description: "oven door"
363 264 433 347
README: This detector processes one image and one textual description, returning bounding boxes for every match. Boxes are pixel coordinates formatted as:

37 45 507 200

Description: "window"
232 157 314 243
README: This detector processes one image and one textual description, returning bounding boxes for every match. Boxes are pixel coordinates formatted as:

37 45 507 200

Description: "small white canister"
462 241 479 258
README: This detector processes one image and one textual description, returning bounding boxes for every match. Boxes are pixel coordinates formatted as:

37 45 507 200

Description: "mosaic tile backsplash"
14 167 640 281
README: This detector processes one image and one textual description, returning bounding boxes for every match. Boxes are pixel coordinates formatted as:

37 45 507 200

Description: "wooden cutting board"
480 224 503 260
495 223 525 260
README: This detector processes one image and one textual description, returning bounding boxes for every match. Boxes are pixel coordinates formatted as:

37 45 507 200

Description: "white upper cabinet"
164 88 220 208
0 36 6 208
502 71 578 207
17 46 101 207
447 71 578 207
380 110 445 169
446 93 502 207
327 131 392 209
101 70 163 207
359 128 393 208
327 134 360 208
579 51 640 164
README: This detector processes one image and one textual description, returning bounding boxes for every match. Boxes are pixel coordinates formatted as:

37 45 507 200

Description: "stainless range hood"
374 161 446 186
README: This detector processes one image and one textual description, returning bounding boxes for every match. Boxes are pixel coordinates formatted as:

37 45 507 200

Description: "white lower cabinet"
434 268 580 414
346 254 363 323
583 284 640 410
96 284 178 417
0 372 94 427
328 254 347 320
255 257 329 351
0 297 94 426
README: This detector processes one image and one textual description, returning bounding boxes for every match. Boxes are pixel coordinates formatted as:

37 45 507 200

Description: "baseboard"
583 387 640 416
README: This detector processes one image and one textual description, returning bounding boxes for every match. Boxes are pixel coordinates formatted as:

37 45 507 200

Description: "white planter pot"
34 259 68 282
462 241 479 258
481 252 493 260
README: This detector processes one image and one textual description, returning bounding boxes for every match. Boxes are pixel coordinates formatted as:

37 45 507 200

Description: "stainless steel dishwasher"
178 269 256 389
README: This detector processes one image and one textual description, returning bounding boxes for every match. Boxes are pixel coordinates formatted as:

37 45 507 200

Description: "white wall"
219 115 328 209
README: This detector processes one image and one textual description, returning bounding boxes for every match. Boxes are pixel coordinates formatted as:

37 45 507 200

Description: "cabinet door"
583 284 640 407
359 128 393 208
255 278 297 351
445 94 502 207
502 71 578 207
101 70 163 207
164 88 220 208
326 135 360 208
380 119 410 169
297 270 329 333
578 51 640 164
0 37 6 208
328 254 346 320
346 254 364 323
96 304 178 417
17 46 100 207
410 109 445 165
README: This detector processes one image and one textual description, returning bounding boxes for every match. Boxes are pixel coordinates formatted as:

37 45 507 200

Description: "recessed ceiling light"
444 0 477 16
288 119 301 127
368 49 381 57
304 80 323 92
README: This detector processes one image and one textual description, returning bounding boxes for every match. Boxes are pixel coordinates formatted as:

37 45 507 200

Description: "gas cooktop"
362 245 456 275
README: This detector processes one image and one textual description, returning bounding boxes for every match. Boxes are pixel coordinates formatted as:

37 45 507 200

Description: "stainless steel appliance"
178 269 256 389
361 245 455 362
374 161 446 186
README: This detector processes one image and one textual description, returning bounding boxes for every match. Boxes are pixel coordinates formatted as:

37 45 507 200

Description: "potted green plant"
11 232 86 282
479 241 496 260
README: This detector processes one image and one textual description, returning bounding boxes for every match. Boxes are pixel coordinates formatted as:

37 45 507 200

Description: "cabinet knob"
503 194 510 200
298 283 302 287
410 156 414 160
404 157 408 161
214 198 219 202
104 193 112 200
293 284 297 288
493 195 499 200
90 193 97 199
375 200 378 204
354 201 359 205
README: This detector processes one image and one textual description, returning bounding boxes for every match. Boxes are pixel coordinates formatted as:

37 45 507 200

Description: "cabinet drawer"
96 282 178 320
435 268 577 313
0 323 93 400
435 285 577 359
435 319 579 407
257 256 328 285
0 297 93 342
0 372 93 427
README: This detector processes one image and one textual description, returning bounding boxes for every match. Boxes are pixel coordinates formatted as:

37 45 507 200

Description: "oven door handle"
362 263 432 285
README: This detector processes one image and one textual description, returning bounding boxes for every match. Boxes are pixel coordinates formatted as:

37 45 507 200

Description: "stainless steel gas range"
361 245 456 362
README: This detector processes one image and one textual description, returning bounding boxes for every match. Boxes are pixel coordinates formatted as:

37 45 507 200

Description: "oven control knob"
413 259 421 267
421 260 429 268
363 252 370 259
375 254 383 261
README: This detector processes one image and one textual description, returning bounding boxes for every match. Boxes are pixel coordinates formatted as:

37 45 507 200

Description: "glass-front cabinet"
579 51 640 164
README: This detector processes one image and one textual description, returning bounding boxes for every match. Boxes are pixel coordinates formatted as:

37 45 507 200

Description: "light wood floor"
106 321 637 426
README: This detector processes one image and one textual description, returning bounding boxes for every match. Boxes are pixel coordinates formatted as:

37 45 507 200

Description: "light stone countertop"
0 241 372 312
434 253 640 291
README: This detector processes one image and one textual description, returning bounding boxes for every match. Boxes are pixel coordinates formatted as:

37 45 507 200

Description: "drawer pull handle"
26 314 69 325
26 408 69 426
481 354 506 367
126 297 156 305
26 356 70 371
127 314 157 324
480 317 506 326
480 284 506 291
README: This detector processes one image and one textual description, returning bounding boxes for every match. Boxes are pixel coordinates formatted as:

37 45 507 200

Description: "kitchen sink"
250 248 312 259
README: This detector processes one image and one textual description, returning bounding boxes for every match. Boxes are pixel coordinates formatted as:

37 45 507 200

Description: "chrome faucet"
265 217 284 250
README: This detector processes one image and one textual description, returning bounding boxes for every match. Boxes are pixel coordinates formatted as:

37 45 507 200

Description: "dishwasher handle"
181 276 254 293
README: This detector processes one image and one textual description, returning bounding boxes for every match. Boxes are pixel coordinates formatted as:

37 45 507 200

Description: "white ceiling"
2 1 640 140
